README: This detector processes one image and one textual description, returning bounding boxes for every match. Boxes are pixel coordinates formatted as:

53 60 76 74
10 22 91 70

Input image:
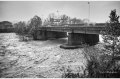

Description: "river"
0 33 88 78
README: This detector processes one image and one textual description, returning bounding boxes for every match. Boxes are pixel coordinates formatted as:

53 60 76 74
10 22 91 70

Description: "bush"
61 66 86 78
14 15 42 41
83 45 120 78
14 21 27 35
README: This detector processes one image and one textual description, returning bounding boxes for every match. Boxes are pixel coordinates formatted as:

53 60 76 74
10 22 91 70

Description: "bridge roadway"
38 23 106 34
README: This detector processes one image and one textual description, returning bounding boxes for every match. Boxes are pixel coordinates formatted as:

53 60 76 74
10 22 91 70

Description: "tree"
69 18 84 24
28 15 42 39
83 19 90 24
105 9 120 36
60 14 69 24
69 18 76 24
102 9 120 70
48 13 56 19
14 21 27 35
28 15 42 29
48 13 56 25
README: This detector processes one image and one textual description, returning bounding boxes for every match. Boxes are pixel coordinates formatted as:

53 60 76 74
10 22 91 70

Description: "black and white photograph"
0 0 120 78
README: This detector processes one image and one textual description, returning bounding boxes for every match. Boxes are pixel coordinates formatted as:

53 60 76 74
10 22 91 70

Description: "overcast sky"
0 1 120 23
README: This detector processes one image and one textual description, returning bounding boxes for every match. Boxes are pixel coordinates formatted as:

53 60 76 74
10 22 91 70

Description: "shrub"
14 15 42 41
83 45 120 78
61 66 83 78
14 21 27 35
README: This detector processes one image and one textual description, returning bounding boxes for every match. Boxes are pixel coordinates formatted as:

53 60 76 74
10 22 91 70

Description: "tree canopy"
29 15 42 29
105 9 120 36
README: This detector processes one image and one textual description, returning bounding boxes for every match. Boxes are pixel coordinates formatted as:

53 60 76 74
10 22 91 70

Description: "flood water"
0 33 87 78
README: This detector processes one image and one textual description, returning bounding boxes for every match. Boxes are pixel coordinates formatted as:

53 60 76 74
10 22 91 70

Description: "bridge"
39 23 105 34
35 23 106 48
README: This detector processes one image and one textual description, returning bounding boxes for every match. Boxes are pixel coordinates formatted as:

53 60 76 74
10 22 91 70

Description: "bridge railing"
42 23 106 27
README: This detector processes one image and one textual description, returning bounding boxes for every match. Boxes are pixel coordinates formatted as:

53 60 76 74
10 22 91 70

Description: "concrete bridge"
35 23 106 48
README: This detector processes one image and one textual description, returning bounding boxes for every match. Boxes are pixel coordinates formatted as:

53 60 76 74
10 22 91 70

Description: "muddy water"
0 33 86 78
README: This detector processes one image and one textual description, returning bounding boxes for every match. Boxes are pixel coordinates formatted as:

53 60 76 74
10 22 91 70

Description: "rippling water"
0 33 87 78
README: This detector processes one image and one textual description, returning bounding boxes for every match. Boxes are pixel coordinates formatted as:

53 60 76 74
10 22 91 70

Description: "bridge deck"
38 23 106 34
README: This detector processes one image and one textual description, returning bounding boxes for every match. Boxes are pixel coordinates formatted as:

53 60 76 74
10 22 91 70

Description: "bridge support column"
60 33 99 49
68 33 85 45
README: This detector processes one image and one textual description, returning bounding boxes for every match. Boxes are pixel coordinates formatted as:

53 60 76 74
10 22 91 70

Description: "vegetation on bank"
13 15 42 41
13 13 91 41
61 9 120 78
84 9 120 78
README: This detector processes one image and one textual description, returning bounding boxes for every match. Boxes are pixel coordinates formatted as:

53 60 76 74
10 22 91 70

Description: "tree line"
43 13 90 26
14 15 42 39
14 13 90 39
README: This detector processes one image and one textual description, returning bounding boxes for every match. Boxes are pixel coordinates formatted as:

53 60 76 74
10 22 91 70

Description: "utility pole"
57 10 59 18
56 10 60 25
88 2 90 25
85 2 90 34
41 14 44 26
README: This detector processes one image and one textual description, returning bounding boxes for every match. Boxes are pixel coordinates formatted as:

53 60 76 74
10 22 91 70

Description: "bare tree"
60 14 69 25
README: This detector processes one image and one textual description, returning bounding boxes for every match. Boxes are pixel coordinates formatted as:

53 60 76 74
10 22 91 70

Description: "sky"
0 1 120 23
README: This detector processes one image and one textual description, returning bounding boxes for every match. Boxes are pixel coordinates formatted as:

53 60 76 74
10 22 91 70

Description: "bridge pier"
68 33 85 45
60 33 99 49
